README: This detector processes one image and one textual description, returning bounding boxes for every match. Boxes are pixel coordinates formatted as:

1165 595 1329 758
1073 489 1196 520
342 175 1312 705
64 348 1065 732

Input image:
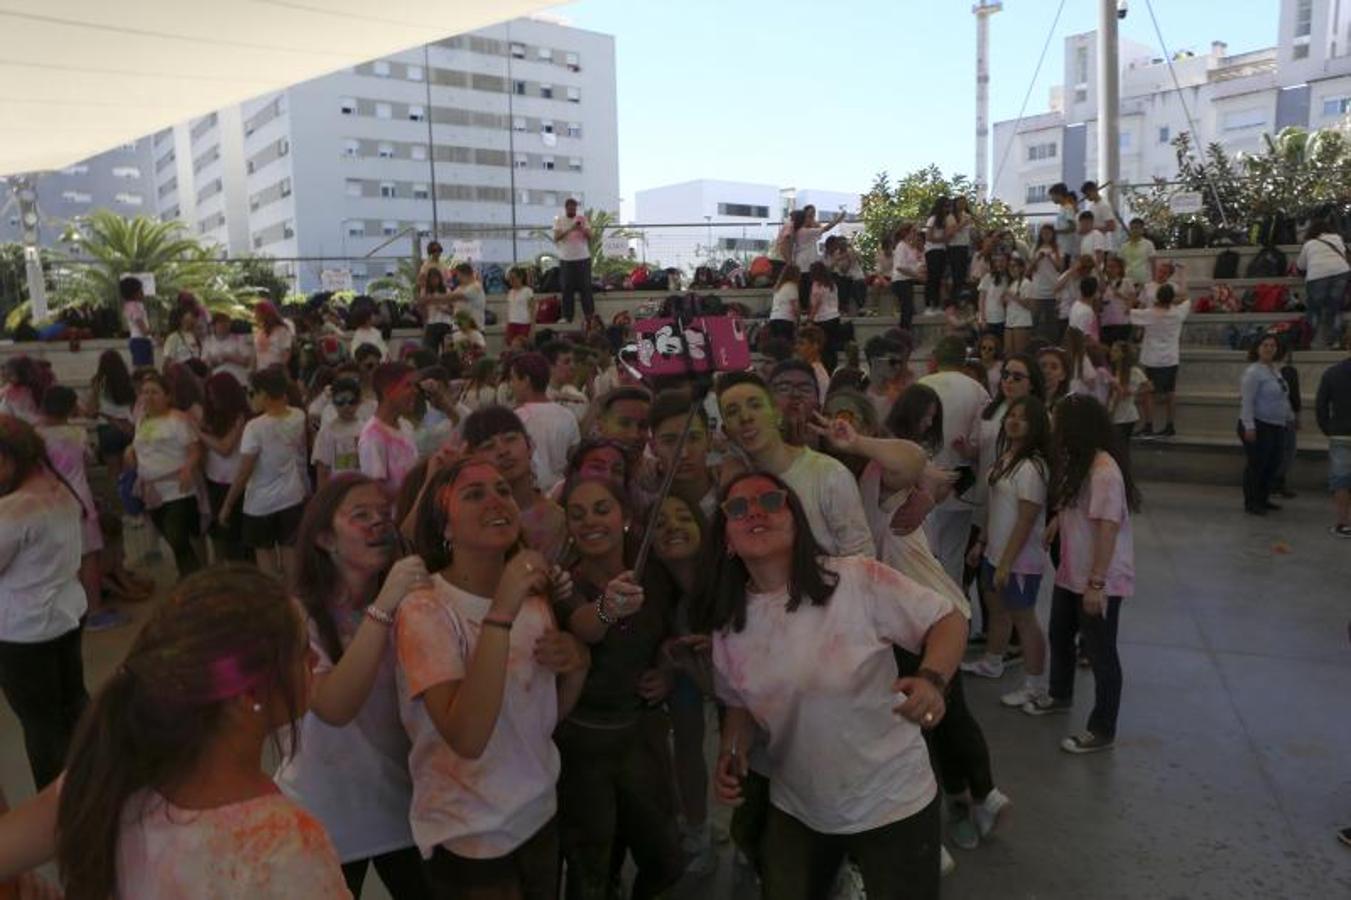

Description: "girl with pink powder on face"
0 565 351 899
699 472 967 900
396 459 589 898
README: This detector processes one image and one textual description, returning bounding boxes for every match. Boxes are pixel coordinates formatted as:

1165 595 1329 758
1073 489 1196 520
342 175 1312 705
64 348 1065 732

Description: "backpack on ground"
1245 246 1288 279
748 255 775 286
1213 250 1240 280
481 264 507 295
1250 283 1289 312
538 266 562 293
534 294 561 323
624 265 652 291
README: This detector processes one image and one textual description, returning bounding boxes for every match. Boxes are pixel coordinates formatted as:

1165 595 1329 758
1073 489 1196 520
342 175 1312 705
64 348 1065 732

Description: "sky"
555 0 1282 217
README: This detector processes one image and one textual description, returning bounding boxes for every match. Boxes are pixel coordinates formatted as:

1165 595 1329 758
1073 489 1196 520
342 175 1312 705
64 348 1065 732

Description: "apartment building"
0 141 156 245
991 0 1351 217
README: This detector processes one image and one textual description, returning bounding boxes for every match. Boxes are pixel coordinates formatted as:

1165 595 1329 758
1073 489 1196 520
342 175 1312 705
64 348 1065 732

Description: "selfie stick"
628 310 715 584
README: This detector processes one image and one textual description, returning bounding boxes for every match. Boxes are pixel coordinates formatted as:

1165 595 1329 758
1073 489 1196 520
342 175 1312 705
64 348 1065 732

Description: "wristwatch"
916 667 948 693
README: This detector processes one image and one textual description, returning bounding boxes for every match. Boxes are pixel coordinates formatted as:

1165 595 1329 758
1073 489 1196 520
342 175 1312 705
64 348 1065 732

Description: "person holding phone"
553 198 594 325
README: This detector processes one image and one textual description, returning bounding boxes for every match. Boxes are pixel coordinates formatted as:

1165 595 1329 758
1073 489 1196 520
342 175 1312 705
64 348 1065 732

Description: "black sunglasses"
1001 370 1029 382
721 489 788 521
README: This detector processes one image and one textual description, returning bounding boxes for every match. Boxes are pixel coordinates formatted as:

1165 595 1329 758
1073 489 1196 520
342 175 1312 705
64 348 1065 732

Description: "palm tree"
366 257 421 303
530 207 637 267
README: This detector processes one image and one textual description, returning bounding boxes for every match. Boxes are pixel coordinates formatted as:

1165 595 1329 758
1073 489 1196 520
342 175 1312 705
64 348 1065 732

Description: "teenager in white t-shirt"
1076 211 1108 266
358 363 420 502
1129 281 1191 437
807 263 844 371
504 266 537 348
312 377 365 487
709 471 965 896
279 476 430 896
768 263 802 343
1003 257 1035 354
129 372 204 576
220 366 309 583
395 460 588 896
3 569 348 899
1081 181 1119 249
976 253 1010 338
508 353 581 493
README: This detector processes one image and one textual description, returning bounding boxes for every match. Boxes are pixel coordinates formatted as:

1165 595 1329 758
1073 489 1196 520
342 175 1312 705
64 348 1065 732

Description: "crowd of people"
0 186 1347 899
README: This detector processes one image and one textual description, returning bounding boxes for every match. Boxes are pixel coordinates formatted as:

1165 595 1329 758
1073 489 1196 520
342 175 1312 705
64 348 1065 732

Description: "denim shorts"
981 560 1042 611
1330 439 1351 491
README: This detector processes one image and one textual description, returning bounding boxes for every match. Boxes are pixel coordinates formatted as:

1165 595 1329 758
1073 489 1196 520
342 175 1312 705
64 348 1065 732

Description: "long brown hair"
413 459 523 573
56 565 306 900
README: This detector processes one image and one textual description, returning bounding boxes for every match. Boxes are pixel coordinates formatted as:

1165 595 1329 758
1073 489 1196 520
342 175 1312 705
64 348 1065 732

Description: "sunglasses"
332 395 359 407
1001 370 1029 382
721 489 788 521
772 380 817 399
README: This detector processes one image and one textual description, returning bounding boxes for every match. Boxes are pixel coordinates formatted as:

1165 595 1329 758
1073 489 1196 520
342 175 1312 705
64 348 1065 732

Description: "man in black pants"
553 198 594 325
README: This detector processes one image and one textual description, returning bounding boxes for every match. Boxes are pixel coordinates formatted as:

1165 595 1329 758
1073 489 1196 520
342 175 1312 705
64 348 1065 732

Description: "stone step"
1128 429 1330 491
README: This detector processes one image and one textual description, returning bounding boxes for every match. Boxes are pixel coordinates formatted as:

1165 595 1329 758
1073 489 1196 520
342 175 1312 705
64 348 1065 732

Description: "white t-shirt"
456 284 487 329
770 284 799 322
123 300 149 339
791 226 826 270
423 290 454 327
116 791 350 899
395 577 561 858
1079 230 1108 259
311 416 364 475
779 447 876 557
984 457 1048 576
923 216 950 252
255 326 293 371
0 473 86 643
1111 368 1149 425
133 412 199 504
277 618 415 862
350 327 388 360
358 417 419 498
203 333 252 385
1006 280 1034 328
162 331 202 363
976 274 1007 325
949 214 973 248
554 215 591 262
204 422 242 485
1029 251 1060 299
1090 198 1119 237
892 242 922 282
712 556 956 834
918 370 987 471
516 401 580 493
1068 299 1099 341
1129 299 1192 368
507 287 535 326
239 408 308 517
810 282 840 323
1297 235 1351 282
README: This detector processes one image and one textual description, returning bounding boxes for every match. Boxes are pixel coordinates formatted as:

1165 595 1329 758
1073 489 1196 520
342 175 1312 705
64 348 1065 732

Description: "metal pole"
423 43 439 240
506 23 519 265
973 2 1002 199
1098 0 1121 213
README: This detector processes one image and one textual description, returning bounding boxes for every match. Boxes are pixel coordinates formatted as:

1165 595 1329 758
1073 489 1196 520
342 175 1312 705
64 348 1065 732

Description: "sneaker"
1138 424 1155 438
1276 488 1298 499
940 845 956 877
1330 525 1351 538
1061 731 1114 754
85 608 132 632
1022 695 1072 716
1159 423 1176 437
960 656 1005 679
1338 826 1351 847
1001 685 1044 708
1263 502 1283 512
1003 645 1024 664
828 861 867 900
972 788 1012 837
948 805 979 850
682 823 716 878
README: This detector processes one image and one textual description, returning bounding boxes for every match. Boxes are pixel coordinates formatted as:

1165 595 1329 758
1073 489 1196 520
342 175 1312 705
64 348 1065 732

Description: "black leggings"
891 281 916 331
0 627 89 789
924 249 948 309
896 649 994 800
1240 419 1284 512
342 846 433 899
1048 589 1123 738
947 245 972 291
816 317 845 372
149 496 202 576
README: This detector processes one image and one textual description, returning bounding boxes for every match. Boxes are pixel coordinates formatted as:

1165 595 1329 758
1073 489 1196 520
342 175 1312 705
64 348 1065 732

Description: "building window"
1294 44 1311 59
543 157 556 171
540 84 554 99
350 263 366 277
61 190 92 204
1295 0 1313 38
342 139 359 158
1324 96 1351 117
1119 132 1132 151
280 177 291 197
416 223 432 238
378 142 395 159
409 105 425 122
512 116 527 132
541 120 555 134
373 60 390 77
539 47 553 61
382 221 398 236
375 102 392 119
254 235 264 249
346 180 363 197
1025 184 1050 204
112 166 141 179
278 138 289 156
518 189 530 205
566 86 581 103
283 222 294 239
340 97 356 115
514 80 527 96
407 64 423 81
412 144 427 161
1222 108 1267 131
718 202 771 218
413 184 430 200
568 157 582 171
565 52 579 72
566 122 581 138
380 182 396 198
61 164 90 175
515 154 528 169
510 42 526 59
347 221 366 237
1026 142 1056 161
115 192 143 207
544 192 558 207
1074 46 1089 86
1074 88 1088 103
1158 125 1171 143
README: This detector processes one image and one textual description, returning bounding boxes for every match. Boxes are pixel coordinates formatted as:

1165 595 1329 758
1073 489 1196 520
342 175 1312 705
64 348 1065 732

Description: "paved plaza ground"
2 481 1349 899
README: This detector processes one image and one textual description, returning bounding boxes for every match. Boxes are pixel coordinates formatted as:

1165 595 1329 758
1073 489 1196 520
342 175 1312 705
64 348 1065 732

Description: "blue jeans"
1305 272 1348 347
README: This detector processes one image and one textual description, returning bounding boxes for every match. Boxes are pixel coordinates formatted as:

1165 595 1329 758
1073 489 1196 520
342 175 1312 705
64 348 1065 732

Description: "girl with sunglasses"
701 472 966 899
554 474 684 899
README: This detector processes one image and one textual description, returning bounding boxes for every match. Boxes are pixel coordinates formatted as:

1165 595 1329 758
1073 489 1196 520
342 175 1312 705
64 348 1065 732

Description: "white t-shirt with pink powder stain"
394 576 561 859
1054 451 1134 597
713 555 957 835
357 417 418 499
115 790 350 899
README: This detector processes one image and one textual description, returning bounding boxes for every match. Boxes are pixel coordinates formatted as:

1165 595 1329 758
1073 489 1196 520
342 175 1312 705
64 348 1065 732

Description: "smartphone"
951 466 977 497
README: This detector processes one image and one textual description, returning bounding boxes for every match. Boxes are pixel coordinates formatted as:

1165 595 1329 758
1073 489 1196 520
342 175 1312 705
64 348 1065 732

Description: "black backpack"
1245 246 1288 278
537 266 562 293
1213 249 1240 280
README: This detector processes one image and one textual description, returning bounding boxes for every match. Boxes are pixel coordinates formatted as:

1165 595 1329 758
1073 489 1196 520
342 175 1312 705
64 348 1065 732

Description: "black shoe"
1003 646 1024 664
1338 826 1351 847
1245 506 1267 516
1139 425 1155 438
1264 502 1283 512
1276 488 1298 499
1159 424 1176 437
968 632 988 646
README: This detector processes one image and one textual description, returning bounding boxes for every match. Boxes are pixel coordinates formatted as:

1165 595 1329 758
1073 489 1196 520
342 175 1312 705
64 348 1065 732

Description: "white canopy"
0 0 564 176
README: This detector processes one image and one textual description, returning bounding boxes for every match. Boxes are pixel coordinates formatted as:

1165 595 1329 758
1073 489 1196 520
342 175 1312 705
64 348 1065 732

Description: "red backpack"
1250 284 1289 313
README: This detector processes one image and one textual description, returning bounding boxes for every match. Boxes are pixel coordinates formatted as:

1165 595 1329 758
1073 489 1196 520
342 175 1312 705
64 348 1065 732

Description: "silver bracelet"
594 596 616 626
365 605 395 627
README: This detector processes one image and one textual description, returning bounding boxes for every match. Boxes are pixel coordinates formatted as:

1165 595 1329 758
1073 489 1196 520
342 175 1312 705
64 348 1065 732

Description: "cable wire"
1143 0 1231 228
991 0 1069 194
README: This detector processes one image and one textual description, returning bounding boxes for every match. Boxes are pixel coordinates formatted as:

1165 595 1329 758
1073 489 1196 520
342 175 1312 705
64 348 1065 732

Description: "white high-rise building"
991 0 1351 217
0 141 156 245
11 17 618 295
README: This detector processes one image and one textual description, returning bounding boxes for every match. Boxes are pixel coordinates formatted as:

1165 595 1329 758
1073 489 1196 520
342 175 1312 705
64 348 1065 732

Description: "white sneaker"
960 656 1005 679
1000 684 1043 707
682 823 716 878
828 861 866 900
940 844 956 877
972 788 1011 837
